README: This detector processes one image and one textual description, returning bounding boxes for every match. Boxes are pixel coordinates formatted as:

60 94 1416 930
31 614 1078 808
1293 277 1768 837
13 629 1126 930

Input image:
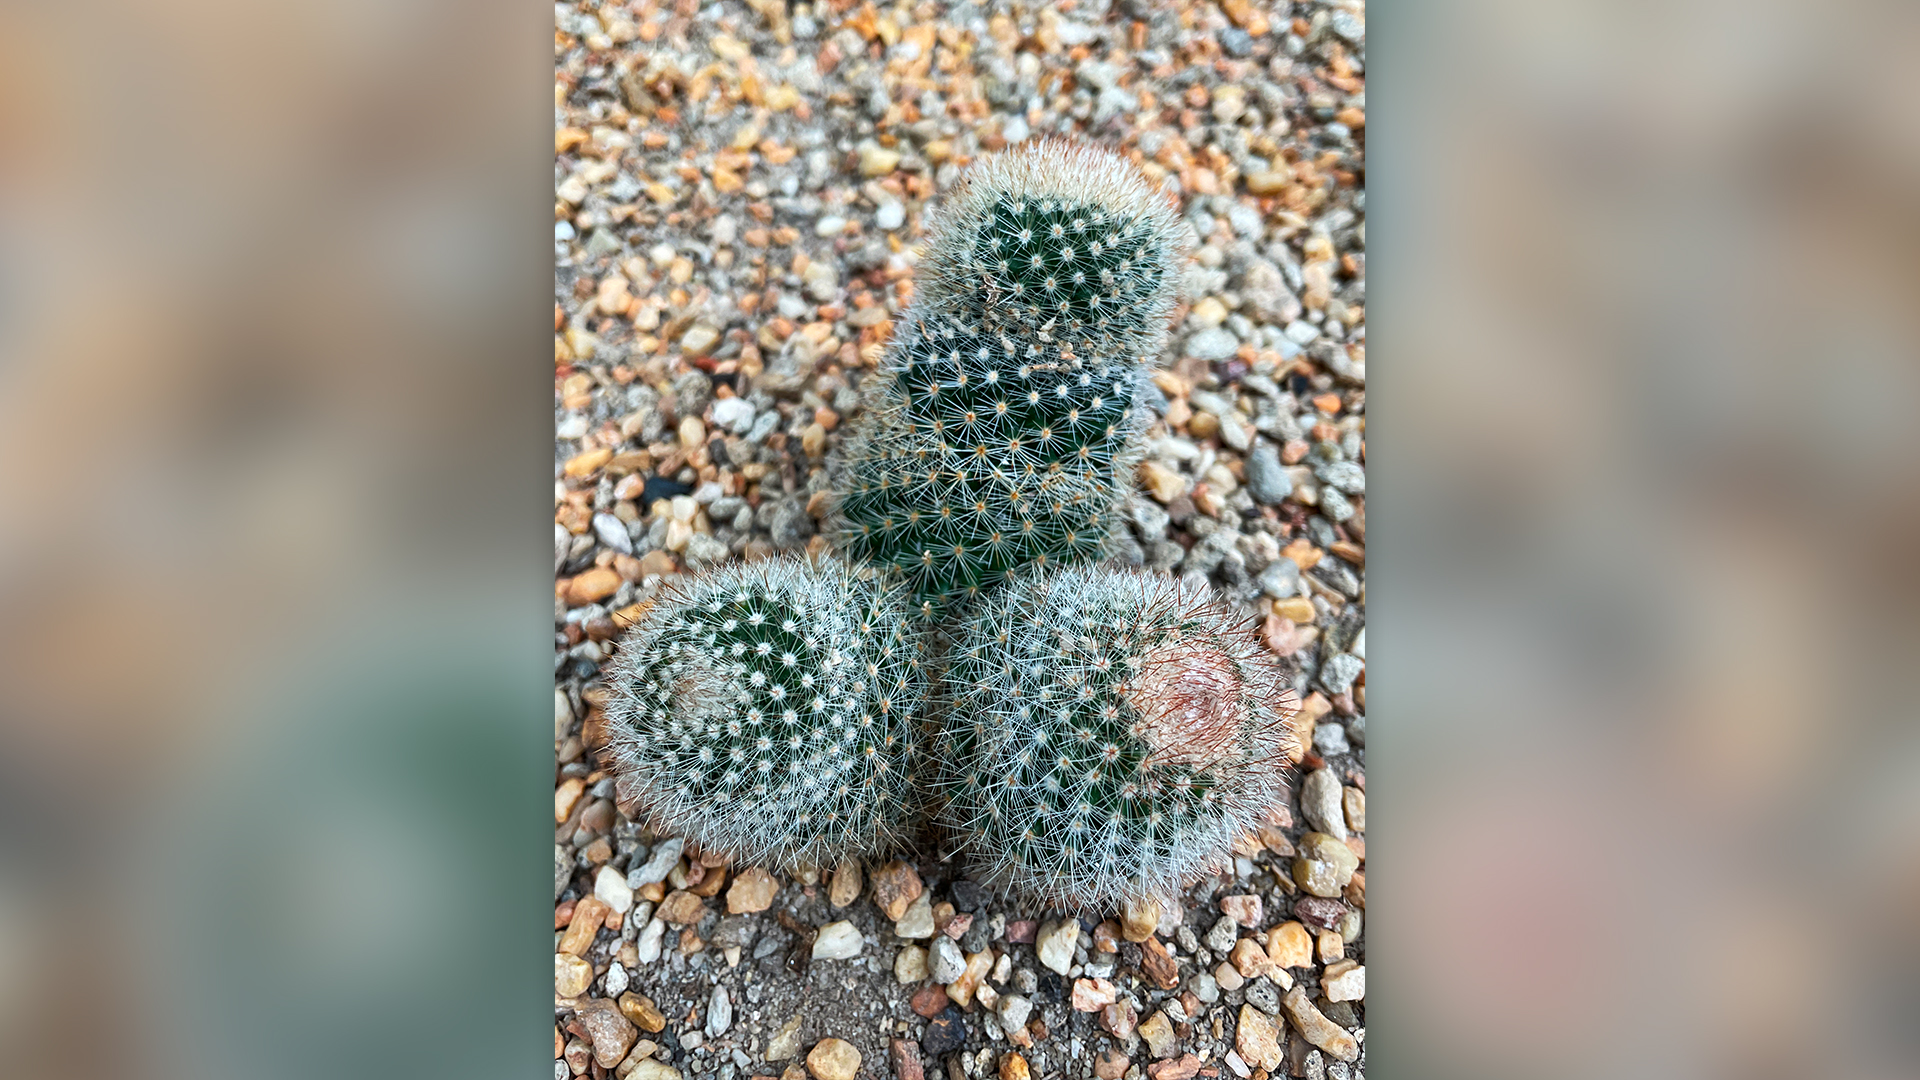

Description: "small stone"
998 1051 1030 1080
1140 936 1180 989
1121 898 1161 942
1247 441 1292 505
1293 832 1360 897
1264 922 1314 968
680 323 721 356
859 146 902 176
1071 977 1119 1011
1205 915 1240 953
889 1039 925 1080
948 949 993 1007
1100 1001 1138 1039
1231 937 1277 980
829 858 862 909
922 1006 967 1056
593 512 634 554
1319 928 1345 964
875 200 905 230
806 1037 861 1080
1236 1005 1283 1071
555 953 593 997
567 567 622 605
1282 985 1359 1062
996 993 1034 1031
910 983 950 1018
814 215 847 237
1322 960 1366 1001
1315 460 1366 495
628 1062 680 1080
618 991 666 1033
1192 971 1220 1003
1094 1050 1130 1080
1140 461 1190 503
1034 919 1079 975
1344 786 1366 832
765 1014 804 1060
1185 327 1239 361
928 936 966 983
657 890 706 925
595 864 635 914
1220 894 1263 927
634 917 666 963
603 961 628 998
1292 896 1350 931
895 944 929 983
812 920 863 959
1138 1010 1179 1058
871 860 924 920
1214 961 1244 992
726 866 778 913
1301 768 1348 839
1244 976 1282 1016
1190 296 1229 327
1147 1053 1201 1080
706 985 732 1036
895 891 936 939
576 999 638 1068
559 897 609 956
629 838 683 886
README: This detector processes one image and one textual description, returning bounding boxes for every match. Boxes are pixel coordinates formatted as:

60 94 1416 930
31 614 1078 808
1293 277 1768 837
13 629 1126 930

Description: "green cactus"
830 312 1146 615
935 565 1298 910
830 141 1186 616
918 139 1188 360
598 557 927 872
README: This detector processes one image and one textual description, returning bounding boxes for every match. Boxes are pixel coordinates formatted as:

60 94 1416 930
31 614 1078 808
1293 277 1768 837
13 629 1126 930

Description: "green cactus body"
599 557 926 871
831 142 1186 615
937 566 1298 910
832 313 1145 615
919 140 1189 359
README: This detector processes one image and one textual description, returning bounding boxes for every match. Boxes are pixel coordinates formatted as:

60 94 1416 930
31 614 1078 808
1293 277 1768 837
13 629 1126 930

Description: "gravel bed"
554 1 1366 1077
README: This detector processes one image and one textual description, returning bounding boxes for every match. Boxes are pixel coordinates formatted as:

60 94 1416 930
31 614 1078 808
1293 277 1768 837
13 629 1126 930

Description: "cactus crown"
599 557 927 872
830 141 1183 616
831 312 1146 615
936 566 1298 910
920 140 1189 359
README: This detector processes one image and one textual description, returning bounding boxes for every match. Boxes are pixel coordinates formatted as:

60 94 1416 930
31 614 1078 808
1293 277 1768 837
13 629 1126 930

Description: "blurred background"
0 1 1911 1079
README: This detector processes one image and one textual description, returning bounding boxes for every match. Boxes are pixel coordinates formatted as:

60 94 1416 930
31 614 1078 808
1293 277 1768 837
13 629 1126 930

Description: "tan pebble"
1212 960 1244 993
1264 921 1313 968
565 446 613 478
1093 1049 1130 1080
554 952 593 997
806 1037 861 1080
1186 410 1218 439
1121 897 1160 942
829 858 862 908
1190 297 1228 326
1318 928 1345 964
860 146 902 176
566 567 622 605
947 949 993 1008
998 1052 1030 1080
1219 894 1262 926
559 897 610 956
1137 1010 1178 1058
656 890 707 925
555 777 586 823
869 860 922 920
1246 170 1289 195
678 416 706 448
801 422 827 458
576 998 638 1068
1139 461 1189 503
1282 984 1359 1061
727 867 779 913
618 991 666 1033
1344 786 1366 831
1322 959 1366 1001
1273 596 1316 623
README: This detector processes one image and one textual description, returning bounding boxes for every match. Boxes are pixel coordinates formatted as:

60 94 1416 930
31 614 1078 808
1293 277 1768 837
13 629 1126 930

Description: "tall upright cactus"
831 141 1187 615
598 557 927 872
935 565 1298 909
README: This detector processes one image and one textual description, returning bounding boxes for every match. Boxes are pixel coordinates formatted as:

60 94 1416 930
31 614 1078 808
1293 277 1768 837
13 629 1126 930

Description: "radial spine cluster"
598 557 926 872
936 565 1299 910
831 141 1187 615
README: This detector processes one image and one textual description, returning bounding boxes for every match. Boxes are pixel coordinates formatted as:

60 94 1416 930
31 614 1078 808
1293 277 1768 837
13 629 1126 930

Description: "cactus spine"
599 557 927 872
936 565 1298 909
831 141 1188 615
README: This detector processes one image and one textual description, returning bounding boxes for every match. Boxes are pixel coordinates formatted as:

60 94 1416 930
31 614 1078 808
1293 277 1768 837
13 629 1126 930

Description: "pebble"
1282 985 1359 1062
592 512 633 554
999 1051 1031 1080
1214 961 1245 993
628 838 683 887
711 396 755 434
1185 327 1240 361
859 146 902 176
555 953 593 997
1319 653 1364 697
812 920 863 959
1244 976 1281 1016
594 864 634 914
577 999 638 1067
996 993 1033 1032
1204 915 1240 953
1140 461 1190 503
765 1014 804 1060
1301 768 1348 839
705 985 732 1036
890 1039 925 1080
922 1006 967 1055
1236 1005 1284 1071
1246 441 1292 505
895 891 935 938
1265 922 1314 968
928 935 967 983
1344 786 1366 832
1138 1010 1179 1058
1316 460 1366 495
807 1037 862 1080
629 1064 680 1080
871 860 923 920
1122 898 1161 942
829 857 862 909
1094 1050 1130 1080
1294 832 1361 897
726 866 778 913
1071 977 1118 1011
1322 959 1366 1002
875 199 905 230
1034 918 1079 975
680 324 721 356
635 917 666 962
895 944 929 983
604 961 628 998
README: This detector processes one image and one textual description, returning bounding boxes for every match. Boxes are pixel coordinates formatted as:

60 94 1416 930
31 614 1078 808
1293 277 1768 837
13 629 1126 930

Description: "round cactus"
597 557 928 872
918 140 1189 360
936 566 1298 909
830 312 1147 615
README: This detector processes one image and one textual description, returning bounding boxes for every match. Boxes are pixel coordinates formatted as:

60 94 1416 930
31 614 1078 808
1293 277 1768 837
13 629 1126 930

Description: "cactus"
598 557 928 872
935 565 1298 910
831 311 1146 614
918 140 1188 359
830 141 1186 615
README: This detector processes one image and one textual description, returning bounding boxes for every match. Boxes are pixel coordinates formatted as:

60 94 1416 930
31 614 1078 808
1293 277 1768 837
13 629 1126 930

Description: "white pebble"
812 920 864 960
875 200 905 230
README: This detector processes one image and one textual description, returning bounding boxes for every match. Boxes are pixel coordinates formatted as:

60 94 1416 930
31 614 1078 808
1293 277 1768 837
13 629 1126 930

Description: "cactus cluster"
936 566 1299 909
596 141 1296 908
598 557 927 873
831 140 1187 615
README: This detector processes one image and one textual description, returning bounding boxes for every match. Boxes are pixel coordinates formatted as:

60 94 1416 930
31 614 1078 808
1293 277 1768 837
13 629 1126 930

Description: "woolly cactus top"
938 566 1298 909
830 312 1146 614
599 557 926 872
919 140 1188 359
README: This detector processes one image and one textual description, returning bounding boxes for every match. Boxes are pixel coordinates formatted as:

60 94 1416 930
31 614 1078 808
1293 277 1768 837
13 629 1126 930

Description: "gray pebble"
628 837 683 887
706 985 732 1037
1315 460 1366 495
1319 652 1364 697
1313 721 1352 756
1320 486 1355 523
555 845 571 900
1260 558 1300 599
929 936 966 983
1184 326 1239 361
593 513 633 555
1191 972 1219 1003
1204 916 1240 953
1301 768 1347 840
684 532 729 567
1247 442 1292 505
996 994 1033 1032
1244 976 1281 1016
